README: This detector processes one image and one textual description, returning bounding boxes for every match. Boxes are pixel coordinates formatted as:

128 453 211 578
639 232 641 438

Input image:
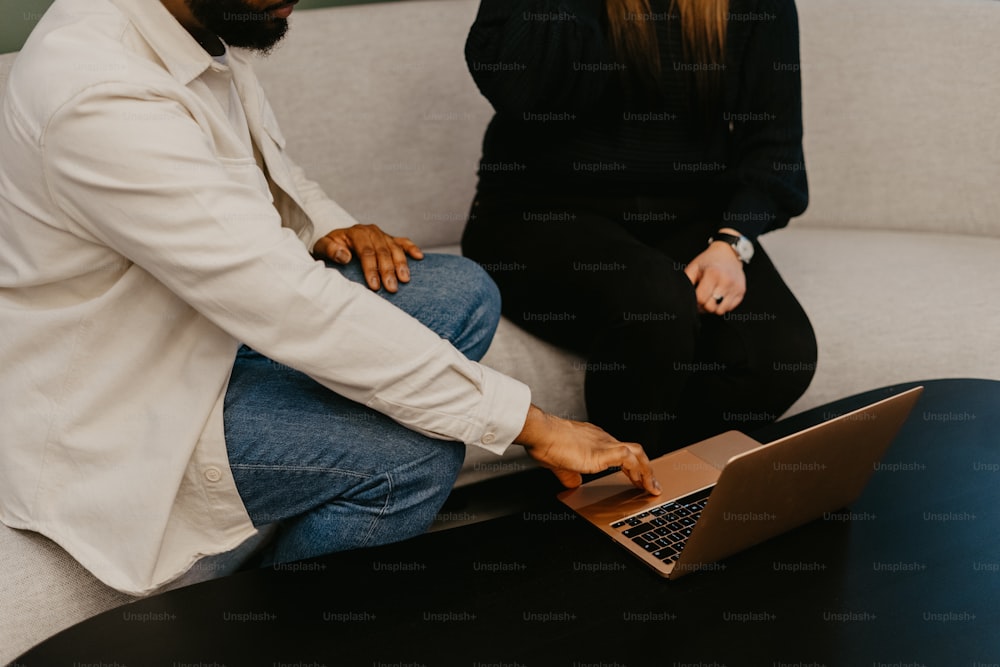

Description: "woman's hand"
515 405 661 495
683 232 747 315
313 224 423 293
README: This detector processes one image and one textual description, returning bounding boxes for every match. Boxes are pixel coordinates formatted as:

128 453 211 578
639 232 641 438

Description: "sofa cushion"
761 226 1000 408
0 523 276 664
0 525 134 664
459 226 1000 485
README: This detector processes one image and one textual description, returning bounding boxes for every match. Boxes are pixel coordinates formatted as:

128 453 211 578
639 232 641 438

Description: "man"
0 0 660 595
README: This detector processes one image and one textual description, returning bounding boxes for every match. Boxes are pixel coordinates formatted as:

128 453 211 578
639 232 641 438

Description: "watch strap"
708 232 753 263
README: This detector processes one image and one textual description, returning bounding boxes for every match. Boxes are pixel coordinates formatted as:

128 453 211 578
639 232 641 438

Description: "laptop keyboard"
611 486 713 564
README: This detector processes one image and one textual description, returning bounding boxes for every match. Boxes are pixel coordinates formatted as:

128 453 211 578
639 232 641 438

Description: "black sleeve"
723 0 808 239
465 0 616 115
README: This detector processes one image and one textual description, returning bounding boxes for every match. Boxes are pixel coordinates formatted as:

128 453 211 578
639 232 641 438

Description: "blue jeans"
223 254 500 564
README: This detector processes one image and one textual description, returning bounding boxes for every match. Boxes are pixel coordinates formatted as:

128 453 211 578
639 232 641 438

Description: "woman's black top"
465 0 808 239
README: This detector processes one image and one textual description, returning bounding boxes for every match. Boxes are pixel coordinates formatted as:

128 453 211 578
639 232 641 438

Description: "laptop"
558 386 924 578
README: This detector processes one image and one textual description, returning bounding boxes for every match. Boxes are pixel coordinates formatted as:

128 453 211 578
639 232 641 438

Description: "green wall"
1 0 391 53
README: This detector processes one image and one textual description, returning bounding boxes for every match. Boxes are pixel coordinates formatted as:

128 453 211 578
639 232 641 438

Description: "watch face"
735 237 754 262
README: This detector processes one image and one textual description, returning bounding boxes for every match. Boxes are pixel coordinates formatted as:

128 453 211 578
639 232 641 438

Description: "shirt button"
204 467 223 483
481 432 497 445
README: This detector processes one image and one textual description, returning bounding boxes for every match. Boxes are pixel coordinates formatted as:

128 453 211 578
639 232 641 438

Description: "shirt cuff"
470 365 533 456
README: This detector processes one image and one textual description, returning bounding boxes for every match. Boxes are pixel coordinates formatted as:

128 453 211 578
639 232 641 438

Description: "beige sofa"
3 0 999 662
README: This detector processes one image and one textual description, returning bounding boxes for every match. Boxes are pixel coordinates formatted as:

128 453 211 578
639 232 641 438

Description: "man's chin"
219 21 289 54
186 0 291 55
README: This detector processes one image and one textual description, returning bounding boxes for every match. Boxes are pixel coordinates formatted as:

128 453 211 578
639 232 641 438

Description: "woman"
462 0 818 456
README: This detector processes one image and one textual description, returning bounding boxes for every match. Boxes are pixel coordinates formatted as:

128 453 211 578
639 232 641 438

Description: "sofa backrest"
795 0 1000 237
259 0 1000 244
253 0 491 248
255 0 1000 242
4 0 999 244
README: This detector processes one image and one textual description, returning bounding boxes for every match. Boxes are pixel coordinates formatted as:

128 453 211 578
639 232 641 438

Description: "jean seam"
359 471 394 548
229 463 373 480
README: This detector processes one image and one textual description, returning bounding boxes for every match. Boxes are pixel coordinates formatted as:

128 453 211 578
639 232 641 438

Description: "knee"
428 440 466 487
425 254 502 360
453 255 503 330
754 316 819 412
345 441 465 537
783 326 819 395
394 442 466 519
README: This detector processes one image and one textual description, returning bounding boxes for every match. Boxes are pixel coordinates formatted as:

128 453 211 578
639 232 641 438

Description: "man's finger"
354 228 399 293
373 245 398 292
356 246 382 291
315 236 352 264
389 242 411 283
395 236 424 261
610 444 661 496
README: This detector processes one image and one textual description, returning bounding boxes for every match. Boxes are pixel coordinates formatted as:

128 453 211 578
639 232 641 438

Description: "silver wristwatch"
709 232 754 264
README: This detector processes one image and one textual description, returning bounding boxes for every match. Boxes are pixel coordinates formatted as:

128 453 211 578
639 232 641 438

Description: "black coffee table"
14 379 1000 666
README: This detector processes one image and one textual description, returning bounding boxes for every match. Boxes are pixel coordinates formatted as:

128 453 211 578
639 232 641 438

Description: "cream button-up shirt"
0 0 531 595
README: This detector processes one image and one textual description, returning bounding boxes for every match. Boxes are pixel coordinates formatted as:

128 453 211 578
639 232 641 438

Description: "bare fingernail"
335 249 350 263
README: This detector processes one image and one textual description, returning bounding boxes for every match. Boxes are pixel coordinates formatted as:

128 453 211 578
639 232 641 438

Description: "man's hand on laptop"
516 405 662 496
313 223 424 293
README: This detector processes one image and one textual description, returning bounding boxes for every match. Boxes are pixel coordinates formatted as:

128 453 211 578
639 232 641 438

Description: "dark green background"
1 0 390 53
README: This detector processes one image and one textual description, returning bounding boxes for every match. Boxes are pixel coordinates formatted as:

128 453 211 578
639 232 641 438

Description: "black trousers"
462 192 818 457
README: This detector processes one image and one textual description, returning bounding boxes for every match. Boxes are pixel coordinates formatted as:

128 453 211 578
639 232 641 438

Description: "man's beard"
186 0 290 54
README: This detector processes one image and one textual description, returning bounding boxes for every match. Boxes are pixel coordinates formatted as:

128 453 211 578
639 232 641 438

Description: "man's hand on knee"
313 224 423 293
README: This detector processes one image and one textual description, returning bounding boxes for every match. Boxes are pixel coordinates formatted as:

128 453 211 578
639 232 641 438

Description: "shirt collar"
107 0 216 85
